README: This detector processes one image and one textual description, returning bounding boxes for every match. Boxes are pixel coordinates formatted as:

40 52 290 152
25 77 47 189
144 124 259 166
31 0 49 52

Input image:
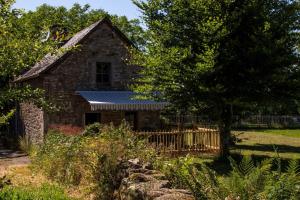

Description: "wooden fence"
136 127 220 154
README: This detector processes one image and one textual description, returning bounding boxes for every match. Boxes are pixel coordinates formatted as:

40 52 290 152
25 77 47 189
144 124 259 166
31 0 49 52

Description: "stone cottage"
14 18 167 143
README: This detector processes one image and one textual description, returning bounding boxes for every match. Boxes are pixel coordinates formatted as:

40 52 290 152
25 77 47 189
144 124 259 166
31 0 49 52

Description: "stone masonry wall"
19 102 44 144
117 159 195 200
42 22 138 127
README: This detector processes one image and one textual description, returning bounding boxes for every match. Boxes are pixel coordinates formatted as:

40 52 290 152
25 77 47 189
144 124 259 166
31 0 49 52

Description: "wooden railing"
135 127 220 154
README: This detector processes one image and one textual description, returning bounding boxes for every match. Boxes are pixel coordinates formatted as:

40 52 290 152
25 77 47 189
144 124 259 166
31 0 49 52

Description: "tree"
18 3 146 48
0 0 56 127
132 0 300 156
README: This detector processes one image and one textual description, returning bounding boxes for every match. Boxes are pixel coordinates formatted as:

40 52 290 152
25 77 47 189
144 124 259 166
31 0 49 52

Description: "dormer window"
96 62 111 86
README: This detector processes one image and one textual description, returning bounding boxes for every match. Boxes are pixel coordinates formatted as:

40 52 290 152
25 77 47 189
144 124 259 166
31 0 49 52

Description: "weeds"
31 123 156 199
18 135 31 154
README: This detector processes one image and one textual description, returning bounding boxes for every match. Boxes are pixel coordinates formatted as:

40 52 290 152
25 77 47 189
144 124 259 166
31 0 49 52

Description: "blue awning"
77 91 168 111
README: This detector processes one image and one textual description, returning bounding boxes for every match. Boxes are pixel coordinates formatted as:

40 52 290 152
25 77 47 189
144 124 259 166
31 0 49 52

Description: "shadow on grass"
233 144 300 154
203 153 300 176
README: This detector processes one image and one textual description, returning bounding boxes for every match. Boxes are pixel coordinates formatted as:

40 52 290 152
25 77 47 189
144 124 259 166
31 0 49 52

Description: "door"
125 112 137 130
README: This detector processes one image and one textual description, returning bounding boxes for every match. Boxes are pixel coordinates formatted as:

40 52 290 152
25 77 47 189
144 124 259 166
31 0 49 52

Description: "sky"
13 0 142 20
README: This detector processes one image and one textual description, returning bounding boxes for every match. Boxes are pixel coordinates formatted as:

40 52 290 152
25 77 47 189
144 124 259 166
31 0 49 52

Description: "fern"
168 155 300 200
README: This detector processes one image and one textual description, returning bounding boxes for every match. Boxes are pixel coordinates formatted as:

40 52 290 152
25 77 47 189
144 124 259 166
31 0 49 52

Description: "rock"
117 159 195 200
155 193 195 200
128 158 141 166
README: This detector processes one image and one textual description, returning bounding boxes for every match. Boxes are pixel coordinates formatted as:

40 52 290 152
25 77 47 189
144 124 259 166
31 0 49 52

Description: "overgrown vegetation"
0 184 73 200
164 155 300 200
30 123 156 200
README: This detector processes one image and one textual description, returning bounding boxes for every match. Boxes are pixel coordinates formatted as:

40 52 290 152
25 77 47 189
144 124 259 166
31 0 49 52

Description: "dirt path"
0 150 30 176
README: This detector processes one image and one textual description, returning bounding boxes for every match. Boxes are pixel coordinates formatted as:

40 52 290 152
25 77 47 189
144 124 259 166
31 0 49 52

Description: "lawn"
231 129 300 159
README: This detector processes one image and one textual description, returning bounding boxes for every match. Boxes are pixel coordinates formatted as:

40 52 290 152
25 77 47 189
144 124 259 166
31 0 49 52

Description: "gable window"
96 62 111 86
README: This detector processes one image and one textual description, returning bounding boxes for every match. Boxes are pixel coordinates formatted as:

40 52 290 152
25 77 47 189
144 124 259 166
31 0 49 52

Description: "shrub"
166 156 300 200
31 123 156 199
82 123 102 136
0 184 72 200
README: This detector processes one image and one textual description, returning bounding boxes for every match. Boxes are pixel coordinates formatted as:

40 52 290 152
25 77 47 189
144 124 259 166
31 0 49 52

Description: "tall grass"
31 123 156 200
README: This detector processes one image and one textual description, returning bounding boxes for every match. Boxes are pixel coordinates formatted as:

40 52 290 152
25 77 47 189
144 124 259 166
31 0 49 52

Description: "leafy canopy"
132 0 300 155
132 0 300 116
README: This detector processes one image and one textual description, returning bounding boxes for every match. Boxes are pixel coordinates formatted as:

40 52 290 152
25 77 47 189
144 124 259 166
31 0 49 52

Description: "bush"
82 123 102 136
0 184 72 200
31 123 156 200
166 156 300 200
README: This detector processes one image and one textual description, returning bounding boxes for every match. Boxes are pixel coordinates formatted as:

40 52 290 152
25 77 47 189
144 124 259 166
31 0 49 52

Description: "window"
96 62 111 85
85 113 101 125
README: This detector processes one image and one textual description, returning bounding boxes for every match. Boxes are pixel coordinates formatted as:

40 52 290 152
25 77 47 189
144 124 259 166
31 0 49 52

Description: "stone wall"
19 102 44 144
117 159 195 200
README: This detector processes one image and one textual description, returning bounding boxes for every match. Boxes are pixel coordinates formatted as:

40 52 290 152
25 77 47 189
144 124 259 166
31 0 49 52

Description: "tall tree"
132 0 300 156
0 0 56 126
18 3 146 48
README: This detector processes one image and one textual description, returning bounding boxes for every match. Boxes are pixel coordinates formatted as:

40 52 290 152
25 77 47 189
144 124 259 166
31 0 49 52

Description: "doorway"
125 112 137 130
85 113 101 125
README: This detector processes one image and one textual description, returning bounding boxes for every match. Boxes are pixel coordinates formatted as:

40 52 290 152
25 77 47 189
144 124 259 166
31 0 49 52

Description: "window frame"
96 62 111 86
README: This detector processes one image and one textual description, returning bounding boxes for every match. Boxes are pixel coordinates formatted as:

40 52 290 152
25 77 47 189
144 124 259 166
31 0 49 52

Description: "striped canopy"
77 91 168 111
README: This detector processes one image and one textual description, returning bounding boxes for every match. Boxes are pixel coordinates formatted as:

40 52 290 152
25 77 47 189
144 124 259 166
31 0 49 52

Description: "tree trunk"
219 104 233 158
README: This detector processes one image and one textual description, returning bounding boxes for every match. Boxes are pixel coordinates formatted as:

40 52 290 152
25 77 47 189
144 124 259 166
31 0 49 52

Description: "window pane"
96 62 111 84
96 74 103 83
103 75 110 83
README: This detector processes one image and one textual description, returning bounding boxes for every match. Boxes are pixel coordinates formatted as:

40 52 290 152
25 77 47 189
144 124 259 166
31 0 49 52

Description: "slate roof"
15 18 132 82
78 91 168 111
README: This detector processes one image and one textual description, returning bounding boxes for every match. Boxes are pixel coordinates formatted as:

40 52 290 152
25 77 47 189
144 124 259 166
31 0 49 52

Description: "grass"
184 129 300 175
254 129 300 138
232 129 300 159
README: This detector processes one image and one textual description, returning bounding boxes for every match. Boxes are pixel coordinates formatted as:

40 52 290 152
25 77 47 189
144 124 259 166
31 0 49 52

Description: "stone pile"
117 159 195 200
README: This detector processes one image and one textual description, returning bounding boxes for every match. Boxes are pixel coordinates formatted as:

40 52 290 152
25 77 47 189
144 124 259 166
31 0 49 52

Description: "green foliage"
0 1 58 126
166 156 300 200
31 123 156 199
18 3 146 48
132 0 300 155
0 109 14 126
82 123 102 136
0 184 72 200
